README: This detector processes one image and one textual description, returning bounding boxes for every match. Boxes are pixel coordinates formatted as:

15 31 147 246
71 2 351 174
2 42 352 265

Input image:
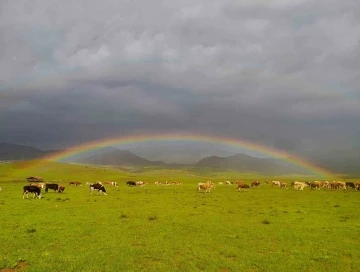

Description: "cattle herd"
1 176 358 199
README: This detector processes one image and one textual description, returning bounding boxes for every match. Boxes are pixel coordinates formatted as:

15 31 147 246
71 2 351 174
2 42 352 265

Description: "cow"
337 181 347 190
197 181 213 193
225 181 231 185
69 181 82 186
345 182 356 190
30 183 45 189
136 181 145 186
218 182 223 185
126 181 137 187
89 183 107 195
236 181 250 191
280 181 288 189
293 181 308 191
309 181 321 190
58 185 65 193
111 182 118 187
27 176 43 183
272 181 281 187
251 181 260 188
45 183 59 193
23 185 42 199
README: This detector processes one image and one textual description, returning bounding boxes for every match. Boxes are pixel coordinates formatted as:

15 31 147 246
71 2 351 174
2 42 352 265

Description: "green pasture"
0 162 359 272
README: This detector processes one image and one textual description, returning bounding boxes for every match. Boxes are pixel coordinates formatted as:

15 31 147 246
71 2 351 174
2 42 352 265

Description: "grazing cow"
126 181 137 187
136 181 145 186
293 181 308 191
45 183 59 193
225 181 231 185
321 181 329 189
23 185 42 199
58 185 65 193
111 182 118 187
69 181 82 186
30 183 45 189
27 176 43 183
251 181 260 188
309 181 321 190
280 181 288 189
236 181 250 191
337 181 347 190
89 183 107 195
345 182 356 190
197 181 213 193
272 181 281 187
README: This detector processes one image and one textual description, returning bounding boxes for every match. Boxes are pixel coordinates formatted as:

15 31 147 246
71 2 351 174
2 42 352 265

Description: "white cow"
272 181 281 187
293 181 308 191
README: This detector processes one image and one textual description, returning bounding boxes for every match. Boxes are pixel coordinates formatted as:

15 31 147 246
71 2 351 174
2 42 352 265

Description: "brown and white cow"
58 185 65 193
30 183 45 189
251 181 260 188
236 181 250 191
309 181 321 190
69 181 82 186
197 181 213 193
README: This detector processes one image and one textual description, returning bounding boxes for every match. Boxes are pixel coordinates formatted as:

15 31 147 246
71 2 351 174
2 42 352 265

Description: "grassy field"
0 162 359 272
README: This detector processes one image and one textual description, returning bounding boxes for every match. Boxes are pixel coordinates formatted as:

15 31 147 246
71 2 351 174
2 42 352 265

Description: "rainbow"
27 132 336 178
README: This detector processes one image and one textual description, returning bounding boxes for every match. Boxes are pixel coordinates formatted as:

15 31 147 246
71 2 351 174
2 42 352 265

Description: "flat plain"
0 162 359 272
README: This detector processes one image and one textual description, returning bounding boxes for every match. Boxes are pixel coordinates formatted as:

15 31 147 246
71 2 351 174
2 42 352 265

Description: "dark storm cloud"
0 0 359 161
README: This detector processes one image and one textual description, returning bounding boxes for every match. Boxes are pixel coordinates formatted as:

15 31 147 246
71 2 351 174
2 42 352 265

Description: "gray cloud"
0 0 359 164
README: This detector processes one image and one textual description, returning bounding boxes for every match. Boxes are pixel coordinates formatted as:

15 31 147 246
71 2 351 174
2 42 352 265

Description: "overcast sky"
1 0 359 163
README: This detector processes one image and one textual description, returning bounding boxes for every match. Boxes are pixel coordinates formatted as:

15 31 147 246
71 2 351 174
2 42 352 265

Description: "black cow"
23 185 42 199
126 181 136 187
45 183 59 192
346 182 356 190
89 183 107 195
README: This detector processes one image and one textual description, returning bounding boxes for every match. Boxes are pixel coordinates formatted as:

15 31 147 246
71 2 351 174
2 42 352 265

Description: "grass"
0 161 359 271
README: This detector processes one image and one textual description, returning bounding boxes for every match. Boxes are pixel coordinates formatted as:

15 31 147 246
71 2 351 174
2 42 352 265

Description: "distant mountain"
194 153 314 175
62 146 119 162
79 149 167 167
0 143 50 160
1 142 358 175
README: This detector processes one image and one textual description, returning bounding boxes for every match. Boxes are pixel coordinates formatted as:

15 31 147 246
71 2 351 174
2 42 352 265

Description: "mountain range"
1 142 358 175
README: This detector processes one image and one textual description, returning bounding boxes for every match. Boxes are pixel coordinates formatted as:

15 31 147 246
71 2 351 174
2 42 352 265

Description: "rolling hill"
194 153 312 175
0 143 55 160
1 142 358 175
78 149 167 167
